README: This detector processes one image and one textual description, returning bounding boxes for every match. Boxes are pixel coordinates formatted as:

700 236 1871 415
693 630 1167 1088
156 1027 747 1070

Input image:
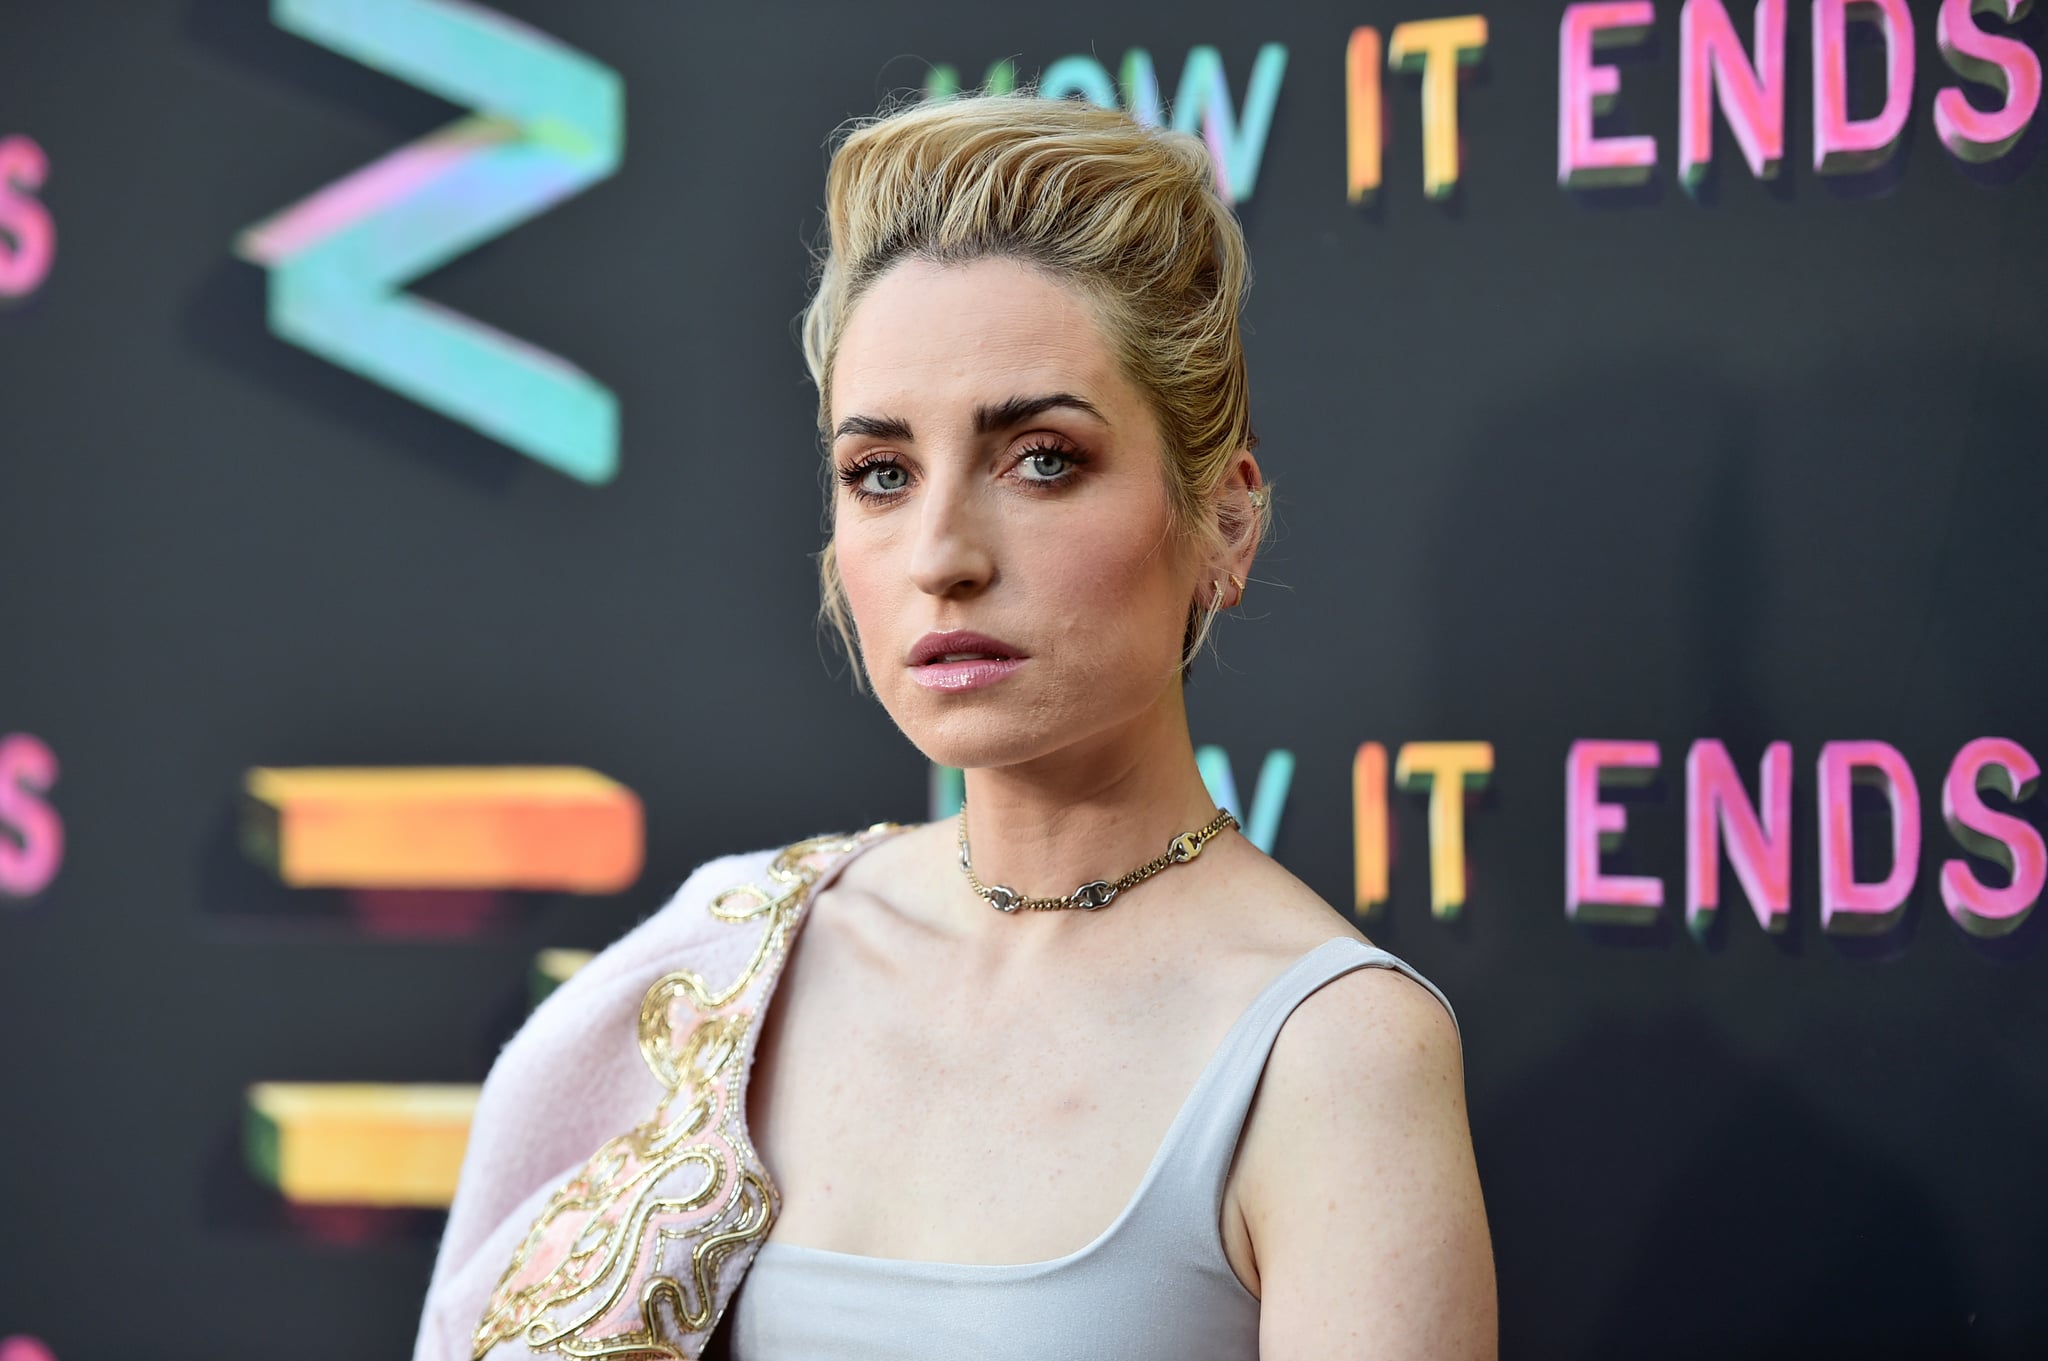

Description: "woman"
414 91 1495 1361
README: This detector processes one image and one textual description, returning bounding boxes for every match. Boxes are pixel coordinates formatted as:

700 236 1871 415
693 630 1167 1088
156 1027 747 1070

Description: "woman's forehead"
833 259 1130 425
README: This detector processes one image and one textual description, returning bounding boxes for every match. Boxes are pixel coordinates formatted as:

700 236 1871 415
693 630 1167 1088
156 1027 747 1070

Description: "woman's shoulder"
1200 845 1462 1086
544 823 904 1005
417 831 882 1356
479 824 919 1098
444 841 793 1177
551 844 784 1001
1226 928 1488 1354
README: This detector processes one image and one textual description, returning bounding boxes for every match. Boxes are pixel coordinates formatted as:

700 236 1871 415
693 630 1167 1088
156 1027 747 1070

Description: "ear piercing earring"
1208 488 1261 614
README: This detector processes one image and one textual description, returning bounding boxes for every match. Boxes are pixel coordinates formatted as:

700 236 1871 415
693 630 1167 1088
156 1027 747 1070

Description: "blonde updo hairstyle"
800 89 1268 689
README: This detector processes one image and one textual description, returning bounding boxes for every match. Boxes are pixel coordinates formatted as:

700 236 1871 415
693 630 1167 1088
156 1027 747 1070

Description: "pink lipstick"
907 630 1028 693
910 657 1026 691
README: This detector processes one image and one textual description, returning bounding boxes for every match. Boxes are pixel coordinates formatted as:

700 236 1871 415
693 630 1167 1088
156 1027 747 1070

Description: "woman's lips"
907 656 1028 691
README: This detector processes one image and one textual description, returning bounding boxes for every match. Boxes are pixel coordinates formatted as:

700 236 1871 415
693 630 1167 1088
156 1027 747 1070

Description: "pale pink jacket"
411 829 895 1361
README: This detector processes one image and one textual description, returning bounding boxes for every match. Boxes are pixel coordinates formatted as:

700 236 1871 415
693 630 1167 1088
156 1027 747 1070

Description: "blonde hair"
799 88 1268 687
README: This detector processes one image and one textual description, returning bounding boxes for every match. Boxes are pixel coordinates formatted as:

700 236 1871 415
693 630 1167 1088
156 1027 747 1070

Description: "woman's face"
827 255 1205 772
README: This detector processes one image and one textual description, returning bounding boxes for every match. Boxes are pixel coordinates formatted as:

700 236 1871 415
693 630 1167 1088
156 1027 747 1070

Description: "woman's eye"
859 463 909 494
837 456 910 501
1020 449 1074 481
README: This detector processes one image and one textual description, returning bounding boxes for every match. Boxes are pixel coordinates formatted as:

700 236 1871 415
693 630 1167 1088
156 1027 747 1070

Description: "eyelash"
836 441 1086 504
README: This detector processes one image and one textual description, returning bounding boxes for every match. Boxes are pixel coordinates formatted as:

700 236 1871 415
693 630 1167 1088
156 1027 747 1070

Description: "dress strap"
1127 937 1459 1241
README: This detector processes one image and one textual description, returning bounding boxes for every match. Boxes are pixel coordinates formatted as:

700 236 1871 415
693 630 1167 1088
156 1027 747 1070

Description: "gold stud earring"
1248 487 1269 512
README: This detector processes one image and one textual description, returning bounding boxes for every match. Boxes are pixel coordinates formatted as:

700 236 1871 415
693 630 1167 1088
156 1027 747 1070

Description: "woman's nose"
906 478 995 598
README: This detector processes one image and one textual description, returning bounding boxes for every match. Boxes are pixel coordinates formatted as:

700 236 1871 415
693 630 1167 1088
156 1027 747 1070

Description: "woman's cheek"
834 534 895 661
1035 535 1180 668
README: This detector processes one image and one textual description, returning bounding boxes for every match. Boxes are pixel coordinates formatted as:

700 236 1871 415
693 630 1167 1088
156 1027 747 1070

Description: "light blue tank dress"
724 936 1458 1360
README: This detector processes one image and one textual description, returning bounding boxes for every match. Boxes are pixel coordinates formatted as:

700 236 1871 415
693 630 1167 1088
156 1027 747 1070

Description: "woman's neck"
953 688 1223 921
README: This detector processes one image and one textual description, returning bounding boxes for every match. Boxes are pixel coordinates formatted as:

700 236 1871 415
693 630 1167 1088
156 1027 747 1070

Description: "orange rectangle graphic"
242 766 642 891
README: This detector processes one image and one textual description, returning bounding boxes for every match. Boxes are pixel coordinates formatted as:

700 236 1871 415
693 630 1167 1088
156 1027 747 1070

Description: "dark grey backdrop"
2 1 2044 1357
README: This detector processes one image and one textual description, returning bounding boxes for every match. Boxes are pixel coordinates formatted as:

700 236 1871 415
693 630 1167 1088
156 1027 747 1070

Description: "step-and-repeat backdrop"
2 1 2043 1356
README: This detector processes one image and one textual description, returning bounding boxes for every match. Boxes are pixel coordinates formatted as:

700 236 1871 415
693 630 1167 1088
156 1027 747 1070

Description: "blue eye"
856 462 905 493
1019 448 1081 480
1019 440 1089 489
838 456 910 501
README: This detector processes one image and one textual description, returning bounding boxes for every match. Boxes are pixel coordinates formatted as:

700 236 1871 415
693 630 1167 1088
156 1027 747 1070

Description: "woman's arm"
1237 966 1497 1361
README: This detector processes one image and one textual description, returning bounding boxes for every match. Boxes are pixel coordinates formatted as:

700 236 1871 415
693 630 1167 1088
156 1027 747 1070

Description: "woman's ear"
1212 448 1265 609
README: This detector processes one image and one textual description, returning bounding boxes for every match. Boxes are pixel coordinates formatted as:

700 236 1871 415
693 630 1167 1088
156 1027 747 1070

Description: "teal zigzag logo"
235 0 623 484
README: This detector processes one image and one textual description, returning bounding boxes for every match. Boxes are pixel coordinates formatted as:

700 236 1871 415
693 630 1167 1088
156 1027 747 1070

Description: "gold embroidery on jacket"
472 827 898 1359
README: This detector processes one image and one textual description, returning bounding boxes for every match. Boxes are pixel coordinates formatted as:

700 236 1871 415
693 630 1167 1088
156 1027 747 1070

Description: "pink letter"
1940 737 2044 938
1813 0 1917 173
1817 740 1920 934
0 135 55 300
0 733 64 899
1685 740 1792 936
1935 0 2043 163
1679 0 1788 188
0 1338 58 1361
1566 740 1663 924
1559 2 1659 187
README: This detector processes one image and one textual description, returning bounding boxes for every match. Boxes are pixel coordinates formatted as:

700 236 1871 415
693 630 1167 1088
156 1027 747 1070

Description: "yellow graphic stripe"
247 1082 479 1208
250 949 593 1208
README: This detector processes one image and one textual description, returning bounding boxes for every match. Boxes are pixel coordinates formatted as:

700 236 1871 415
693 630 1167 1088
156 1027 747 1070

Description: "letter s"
1940 737 2044 937
0 135 55 299
0 733 64 900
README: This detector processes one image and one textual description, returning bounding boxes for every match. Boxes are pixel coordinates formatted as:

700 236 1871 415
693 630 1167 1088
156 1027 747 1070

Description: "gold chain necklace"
955 805 1239 913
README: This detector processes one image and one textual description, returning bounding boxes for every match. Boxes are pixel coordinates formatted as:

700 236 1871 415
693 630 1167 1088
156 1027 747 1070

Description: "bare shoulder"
1177 841 1466 1094
1272 956 1462 1086
1237 947 1466 1196
1198 834 1377 959
1228 926 1494 1357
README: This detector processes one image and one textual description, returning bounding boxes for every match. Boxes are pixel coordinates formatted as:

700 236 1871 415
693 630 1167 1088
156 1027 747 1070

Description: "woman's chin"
881 695 1075 775
893 725 1055 775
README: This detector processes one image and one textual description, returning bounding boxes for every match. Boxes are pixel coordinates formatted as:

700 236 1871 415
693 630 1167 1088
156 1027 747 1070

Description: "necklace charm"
955 805 1238 913
1069 879 1117 910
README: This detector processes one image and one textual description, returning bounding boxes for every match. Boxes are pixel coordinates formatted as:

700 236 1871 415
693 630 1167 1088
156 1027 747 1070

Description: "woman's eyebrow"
974 392 1107 433
832 413 913 442
831 393 1107 445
